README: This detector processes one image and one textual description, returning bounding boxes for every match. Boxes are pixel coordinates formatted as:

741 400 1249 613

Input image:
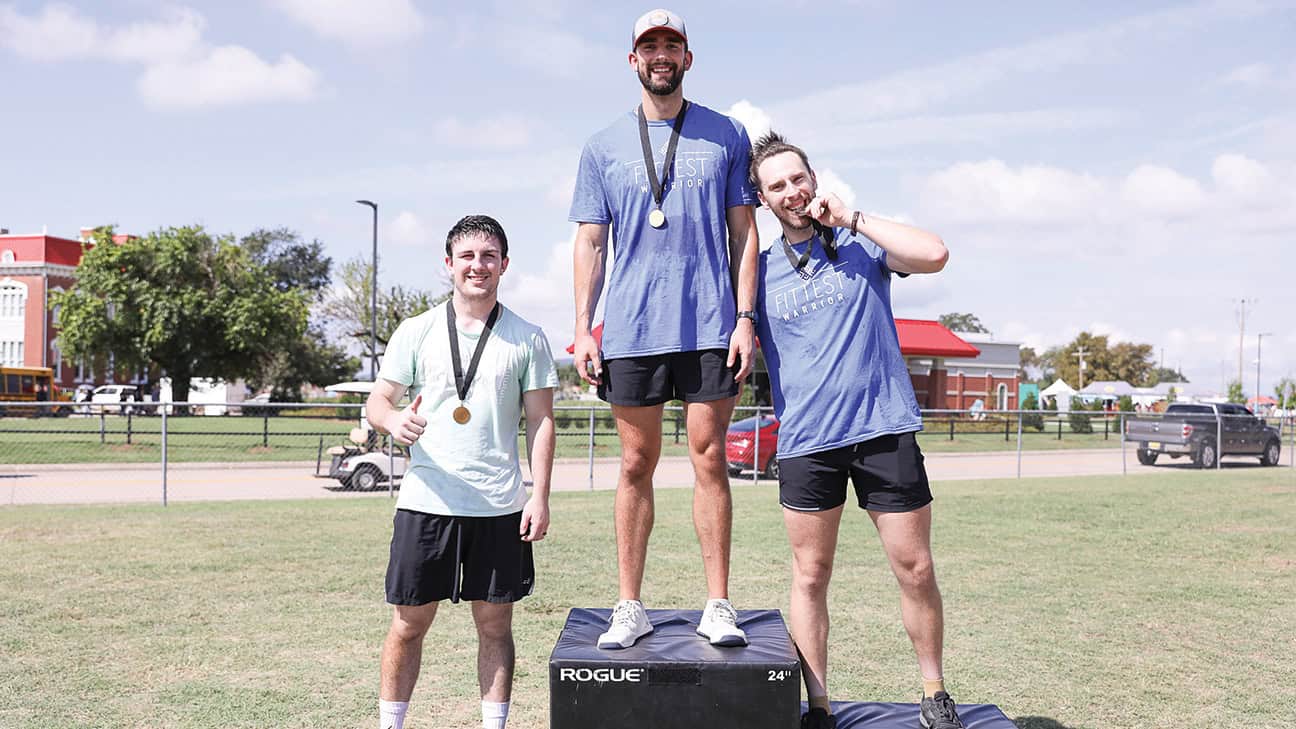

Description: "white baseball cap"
631 8 687 48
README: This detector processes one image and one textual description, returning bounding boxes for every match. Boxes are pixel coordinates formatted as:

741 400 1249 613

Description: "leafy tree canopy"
938 312 990 333
54 226 308 402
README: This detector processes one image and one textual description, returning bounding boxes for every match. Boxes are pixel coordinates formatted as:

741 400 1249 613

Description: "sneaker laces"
708 599 737 624
611 601 641 628
926 693 961 729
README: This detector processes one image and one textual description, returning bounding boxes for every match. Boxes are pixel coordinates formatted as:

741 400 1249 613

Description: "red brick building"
0 228 140 391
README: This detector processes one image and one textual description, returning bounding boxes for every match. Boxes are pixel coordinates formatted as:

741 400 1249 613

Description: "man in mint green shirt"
366 215 558 729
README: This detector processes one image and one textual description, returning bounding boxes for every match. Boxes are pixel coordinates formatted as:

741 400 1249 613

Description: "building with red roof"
0 228 141 391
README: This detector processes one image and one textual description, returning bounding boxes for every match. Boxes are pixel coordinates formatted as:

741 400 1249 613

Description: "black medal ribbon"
637 100 690 215
781 223 840 278
447 300 501 406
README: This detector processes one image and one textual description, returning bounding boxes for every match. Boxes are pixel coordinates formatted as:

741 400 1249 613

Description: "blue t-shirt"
569 102 758 359
754 228 923 459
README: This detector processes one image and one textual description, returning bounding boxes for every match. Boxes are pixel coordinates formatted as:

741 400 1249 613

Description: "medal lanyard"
446 301 501 405
781 223 839 276
637 100 690 213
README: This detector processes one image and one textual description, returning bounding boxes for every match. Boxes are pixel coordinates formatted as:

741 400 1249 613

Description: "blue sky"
3 1 1294 396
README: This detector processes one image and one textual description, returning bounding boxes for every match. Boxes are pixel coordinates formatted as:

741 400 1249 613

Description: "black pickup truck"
1126 402 1282 469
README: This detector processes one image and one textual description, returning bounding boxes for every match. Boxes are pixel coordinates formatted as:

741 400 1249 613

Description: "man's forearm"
727 207 759 310
573 226 608 335
524 414 556 499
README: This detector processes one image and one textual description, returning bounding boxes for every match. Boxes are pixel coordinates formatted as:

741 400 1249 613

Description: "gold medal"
453 405 471 424
648 208 666 228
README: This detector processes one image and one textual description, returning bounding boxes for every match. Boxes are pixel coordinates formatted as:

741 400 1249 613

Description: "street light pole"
1257 332 1272 406
356 200 378 381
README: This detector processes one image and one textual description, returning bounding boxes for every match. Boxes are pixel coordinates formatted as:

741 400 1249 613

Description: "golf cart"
318 381 408 490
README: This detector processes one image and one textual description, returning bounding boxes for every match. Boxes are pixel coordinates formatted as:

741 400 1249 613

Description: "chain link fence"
2 401 1289 506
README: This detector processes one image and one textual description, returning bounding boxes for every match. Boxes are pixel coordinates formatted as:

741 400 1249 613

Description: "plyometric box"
549 608 800 729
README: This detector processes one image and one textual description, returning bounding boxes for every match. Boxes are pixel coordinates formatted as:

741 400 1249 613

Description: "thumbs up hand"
387 394 427 446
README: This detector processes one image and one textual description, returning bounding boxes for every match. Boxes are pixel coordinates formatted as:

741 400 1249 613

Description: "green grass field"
2 468 1292 728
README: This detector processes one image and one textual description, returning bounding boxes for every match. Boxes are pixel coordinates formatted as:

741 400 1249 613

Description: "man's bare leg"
380 602 439 701
472 601 515 702
870 506 944 684
784 505 843 702
611 403 665 601
684 397 737 598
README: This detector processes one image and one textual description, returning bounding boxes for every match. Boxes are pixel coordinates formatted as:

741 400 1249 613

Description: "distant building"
0 228 143 391
909 329 1022 410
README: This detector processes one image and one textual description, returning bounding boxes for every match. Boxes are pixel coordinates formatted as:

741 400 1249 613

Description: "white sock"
481 699 510 729
379 699 408 729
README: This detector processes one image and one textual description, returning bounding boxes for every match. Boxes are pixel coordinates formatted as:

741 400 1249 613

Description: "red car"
725 414 780 478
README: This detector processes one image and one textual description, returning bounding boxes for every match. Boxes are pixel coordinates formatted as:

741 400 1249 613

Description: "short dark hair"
445 214 508 258
749 130 813 192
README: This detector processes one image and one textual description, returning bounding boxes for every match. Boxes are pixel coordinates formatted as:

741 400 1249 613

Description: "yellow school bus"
0 366 59 414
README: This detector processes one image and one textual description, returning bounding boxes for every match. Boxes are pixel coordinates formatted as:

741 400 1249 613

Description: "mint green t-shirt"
379 301 558 517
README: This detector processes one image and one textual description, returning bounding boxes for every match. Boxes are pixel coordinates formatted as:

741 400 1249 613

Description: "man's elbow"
927 240 949 272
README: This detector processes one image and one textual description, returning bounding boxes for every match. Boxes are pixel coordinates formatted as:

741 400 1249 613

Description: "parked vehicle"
90 384 142 414
725 414 780 478
1126 402 1281 469
318 381 408 490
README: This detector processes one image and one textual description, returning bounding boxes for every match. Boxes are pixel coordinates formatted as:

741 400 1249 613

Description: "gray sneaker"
919 691 965 729
696 598 748 646
597 599 653 649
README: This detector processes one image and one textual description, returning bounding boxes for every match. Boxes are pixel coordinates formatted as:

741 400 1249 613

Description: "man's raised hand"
387 394 427 446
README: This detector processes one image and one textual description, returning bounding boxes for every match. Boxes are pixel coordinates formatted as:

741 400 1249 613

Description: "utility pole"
1075 347 1089 390
1257 332 1272 406
1235 298 1253 388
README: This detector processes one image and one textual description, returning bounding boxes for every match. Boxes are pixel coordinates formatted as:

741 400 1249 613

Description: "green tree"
1041 332 1156 387
1226 379 1245 404
1274 377 1296 409
1149 366 1189 385
938 312 990 333
239 228 359 400
321 257 450 370
53 226 308 403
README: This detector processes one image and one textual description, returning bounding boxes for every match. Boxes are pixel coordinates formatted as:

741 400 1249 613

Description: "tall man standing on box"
570 8 761 649
748 132 967 729
368 215 559 729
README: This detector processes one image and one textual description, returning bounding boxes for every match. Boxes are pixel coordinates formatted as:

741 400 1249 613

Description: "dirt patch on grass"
1263 556 1293 572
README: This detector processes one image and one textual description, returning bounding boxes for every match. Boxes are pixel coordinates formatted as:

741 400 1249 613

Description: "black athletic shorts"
385 509 535 606
597 349 739 407
778 432 933 513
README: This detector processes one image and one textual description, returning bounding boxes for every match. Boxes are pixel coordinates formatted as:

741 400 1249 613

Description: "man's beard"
638 62 684 96
773 203 814 233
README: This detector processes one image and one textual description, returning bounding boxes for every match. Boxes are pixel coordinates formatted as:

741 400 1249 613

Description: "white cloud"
433 115 533 149
499 234 577 349
0 3 204 62
271 0 425 46
1222 61 1296 90
919 160 1106 227
470 22 619 80
138 46 319 109
0 3 319 109
387 211 427 247
1211 153 1274 199
726 100 773 141
1120 165 1206 219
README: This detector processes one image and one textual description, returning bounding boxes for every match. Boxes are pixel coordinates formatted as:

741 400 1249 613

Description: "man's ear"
683 49 693 71
756 190 767 208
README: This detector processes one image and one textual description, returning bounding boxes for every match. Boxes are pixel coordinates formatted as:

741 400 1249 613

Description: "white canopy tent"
1039 379 1077 412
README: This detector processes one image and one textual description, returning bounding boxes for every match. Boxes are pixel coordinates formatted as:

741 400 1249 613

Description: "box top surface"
550 608 798 666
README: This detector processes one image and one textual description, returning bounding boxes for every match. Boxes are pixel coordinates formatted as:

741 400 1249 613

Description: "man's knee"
474 606 515 643
894 554 937 594
620 447 659 483
389 605 437 642
793 555 834 597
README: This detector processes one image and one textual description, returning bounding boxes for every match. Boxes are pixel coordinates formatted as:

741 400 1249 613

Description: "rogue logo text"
558 667 645 683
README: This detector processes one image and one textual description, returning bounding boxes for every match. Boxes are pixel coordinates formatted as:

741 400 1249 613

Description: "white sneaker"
697 598 748 647
597 599 653 649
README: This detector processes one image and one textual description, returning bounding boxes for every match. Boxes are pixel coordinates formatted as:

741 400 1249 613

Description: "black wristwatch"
737 310 759 326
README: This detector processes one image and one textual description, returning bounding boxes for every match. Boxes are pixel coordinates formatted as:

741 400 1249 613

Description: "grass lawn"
2 468 1293 727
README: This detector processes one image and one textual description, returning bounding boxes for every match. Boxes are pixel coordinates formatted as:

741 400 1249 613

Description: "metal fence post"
948 416 954 441
1120 412 1126 476
1056 414 1062 441
127 409 133 445
263 412 269 448
1289 414 1294 468
588 406 596 492
160 406 168 506
1216 409 1223 471
1015 409 1022 479
752 406 760 485
99 407 105 444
